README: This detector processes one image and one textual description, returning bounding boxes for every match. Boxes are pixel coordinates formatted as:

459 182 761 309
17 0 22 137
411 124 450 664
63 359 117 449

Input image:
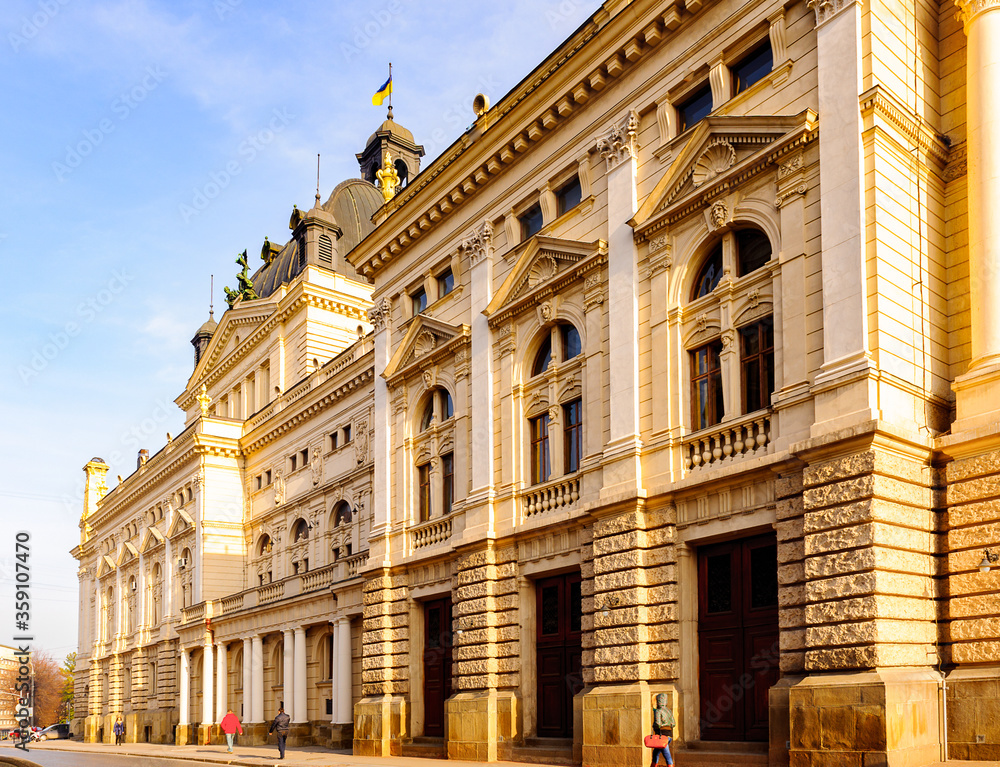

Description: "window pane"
532 336 552 376
563 399 582 474
706 553 732 613
442 452 454 515
420 400 434 431
733 40 774 95
541 585 560 635
690 341 723 429
557 176 582 216
692 244 724 300
440 390 454 420
531 414 550 484
561 324 582 360
438 268 454 297
412 288 427 314
745 358 762 412
736 229 772 276
519 203 543 240
749 544 779 608
418 463 431 521
677 84 713 132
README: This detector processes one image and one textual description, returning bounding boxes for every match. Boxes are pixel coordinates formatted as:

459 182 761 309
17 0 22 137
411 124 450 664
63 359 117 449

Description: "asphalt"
4 740 999 767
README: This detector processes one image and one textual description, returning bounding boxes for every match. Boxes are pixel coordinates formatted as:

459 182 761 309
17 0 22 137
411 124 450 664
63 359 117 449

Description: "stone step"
511 738 575 765
401 736 446 759
683 740 768 753
674 748 769 766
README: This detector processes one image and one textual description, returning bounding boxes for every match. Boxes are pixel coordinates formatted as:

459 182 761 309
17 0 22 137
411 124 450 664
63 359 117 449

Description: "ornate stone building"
73 0 1000 765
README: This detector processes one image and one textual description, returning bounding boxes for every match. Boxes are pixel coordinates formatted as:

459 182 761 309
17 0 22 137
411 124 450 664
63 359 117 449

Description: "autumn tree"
59 653 75 722
30 652 62 727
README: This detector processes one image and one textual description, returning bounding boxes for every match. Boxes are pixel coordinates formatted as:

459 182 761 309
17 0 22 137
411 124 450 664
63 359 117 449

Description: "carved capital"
806 0 860 26
597 110 639 171
367 297 391 332
955 0 1000 28
460 221 494 266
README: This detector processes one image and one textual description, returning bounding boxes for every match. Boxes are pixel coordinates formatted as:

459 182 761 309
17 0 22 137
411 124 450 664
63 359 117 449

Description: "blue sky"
0 0 596 663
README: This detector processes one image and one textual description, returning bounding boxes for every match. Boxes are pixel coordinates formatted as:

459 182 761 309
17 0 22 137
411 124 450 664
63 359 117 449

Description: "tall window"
692 244 724 300
441 452 454 515
736 229 772 276
740 317 775 413
418 463 432 522
677 83 713 133
557 176 582 216
412 287 428 315
292 519 309 542
520 203 544 240
563 399 582 474
733 39 774 95
530 413 551 485
437 268 455 298
691 340 724 430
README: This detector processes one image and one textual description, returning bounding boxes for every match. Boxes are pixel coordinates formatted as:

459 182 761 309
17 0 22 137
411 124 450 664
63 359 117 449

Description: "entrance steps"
675 740 768 766
401 736 446 759
511 737 575 765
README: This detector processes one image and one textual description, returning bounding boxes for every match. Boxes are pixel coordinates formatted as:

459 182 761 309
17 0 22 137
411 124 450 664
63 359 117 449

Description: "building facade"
73 0 1000 765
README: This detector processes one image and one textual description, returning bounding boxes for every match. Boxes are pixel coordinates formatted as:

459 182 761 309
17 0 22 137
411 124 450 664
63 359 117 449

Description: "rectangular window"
437 268 455 298
289 454 297 472
301 448 309 466
442 452 454 515
740 316 775 413
733 39 774 95
563 399 582 474
265 469 272 485
690 340 724 430
412 288 427 315
418 463 432 522
530 413 551 485
343 424 352 443
557 176 582 216
677 83 713 133
331 431 339 450
519 203 544 241
256 475 263 491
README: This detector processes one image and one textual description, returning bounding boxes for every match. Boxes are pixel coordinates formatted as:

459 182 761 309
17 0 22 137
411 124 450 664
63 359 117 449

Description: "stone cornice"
349 0 714 281
859 85 951 167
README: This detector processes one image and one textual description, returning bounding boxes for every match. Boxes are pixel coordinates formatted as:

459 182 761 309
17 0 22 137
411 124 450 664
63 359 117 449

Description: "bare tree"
30 652 62 727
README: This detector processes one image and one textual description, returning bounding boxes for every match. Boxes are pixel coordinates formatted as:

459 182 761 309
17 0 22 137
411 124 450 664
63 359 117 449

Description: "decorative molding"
775 183 808 208
367 297 391 332
944 141 967 181
806 0 860 26
460 221 494 266
692 139 737 187
708 201 730 230
778 156 802 179
414 331 437 357
748 289 760 309
649 235 667 253
597 110 639 171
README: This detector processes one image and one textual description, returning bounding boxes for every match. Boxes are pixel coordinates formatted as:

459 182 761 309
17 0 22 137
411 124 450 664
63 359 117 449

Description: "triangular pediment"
115 541 139 566
96 555 116 578
384 316 470 382
167 508 194 538
140 527 165 553
185 299 277 392
486 236 607 319
632 111 818 228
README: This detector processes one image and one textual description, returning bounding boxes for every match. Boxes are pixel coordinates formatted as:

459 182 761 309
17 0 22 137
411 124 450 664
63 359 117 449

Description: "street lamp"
979 549 998 574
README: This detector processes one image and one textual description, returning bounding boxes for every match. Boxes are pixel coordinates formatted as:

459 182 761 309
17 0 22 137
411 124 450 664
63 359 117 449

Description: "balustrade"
683 412 772 471
522 475 580 519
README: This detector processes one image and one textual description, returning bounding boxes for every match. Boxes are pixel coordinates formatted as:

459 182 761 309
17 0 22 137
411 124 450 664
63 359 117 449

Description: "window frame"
563 399 583 475
437 267 455 298
411 287 428 315
530 412 551 485
441 452 454 515
417 462 432 522
556 175 583 217
732 38 774 96
739 316 775 414
519 203 544 241
690 339 725 431
676 83 713 134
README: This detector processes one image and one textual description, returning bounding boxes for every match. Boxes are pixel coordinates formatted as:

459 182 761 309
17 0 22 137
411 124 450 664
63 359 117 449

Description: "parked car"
32 724 70 741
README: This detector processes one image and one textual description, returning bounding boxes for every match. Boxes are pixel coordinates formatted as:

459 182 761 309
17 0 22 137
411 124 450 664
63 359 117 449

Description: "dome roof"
195 314 217 336
250 237 303 300
322 178 383 255
366 118 415 148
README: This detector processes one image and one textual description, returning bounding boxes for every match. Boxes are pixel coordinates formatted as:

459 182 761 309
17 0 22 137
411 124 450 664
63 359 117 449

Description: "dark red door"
423 597 453 737
536 572 583 738
698 535 779 742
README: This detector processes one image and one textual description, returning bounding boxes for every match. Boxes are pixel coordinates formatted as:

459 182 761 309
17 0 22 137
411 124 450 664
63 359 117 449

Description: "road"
4 750 244 767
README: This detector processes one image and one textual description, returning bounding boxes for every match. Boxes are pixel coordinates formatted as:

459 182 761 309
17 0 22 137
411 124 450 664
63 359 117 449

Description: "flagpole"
388 62 393 118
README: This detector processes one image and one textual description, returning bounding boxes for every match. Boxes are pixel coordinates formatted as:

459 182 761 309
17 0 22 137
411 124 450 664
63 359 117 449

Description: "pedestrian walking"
647 692 675 766
219 708 243 754
268 703 291 760
113 715 125 747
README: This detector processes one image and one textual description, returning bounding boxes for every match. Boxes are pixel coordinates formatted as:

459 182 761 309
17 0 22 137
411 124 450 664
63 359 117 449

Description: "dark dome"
250 237 303 300
322 179 382 256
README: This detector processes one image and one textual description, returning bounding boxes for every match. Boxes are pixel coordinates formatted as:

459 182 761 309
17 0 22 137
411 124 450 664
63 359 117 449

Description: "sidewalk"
7 740 1000 767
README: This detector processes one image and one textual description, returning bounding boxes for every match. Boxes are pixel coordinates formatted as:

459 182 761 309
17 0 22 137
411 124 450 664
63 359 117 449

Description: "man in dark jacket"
268 704 291 760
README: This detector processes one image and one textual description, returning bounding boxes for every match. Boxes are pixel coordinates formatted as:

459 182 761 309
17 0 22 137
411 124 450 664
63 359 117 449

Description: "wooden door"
536 572 583 738
423 597 453 737
698 535 779 742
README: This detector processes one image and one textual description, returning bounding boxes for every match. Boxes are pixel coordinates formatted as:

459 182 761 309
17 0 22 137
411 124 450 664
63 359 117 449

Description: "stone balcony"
521 473 581 520
682 409 773 472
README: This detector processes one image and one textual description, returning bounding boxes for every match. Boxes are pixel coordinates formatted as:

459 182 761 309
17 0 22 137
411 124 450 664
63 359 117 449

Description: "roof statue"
223 249 259 308
375 150 400 202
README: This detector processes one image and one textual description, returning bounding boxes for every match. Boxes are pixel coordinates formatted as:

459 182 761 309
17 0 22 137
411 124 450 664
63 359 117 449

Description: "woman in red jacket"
219 709 243 754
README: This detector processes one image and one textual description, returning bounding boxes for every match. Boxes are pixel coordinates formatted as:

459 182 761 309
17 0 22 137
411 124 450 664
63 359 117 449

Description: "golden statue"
197 383 212 415
376 150 400 202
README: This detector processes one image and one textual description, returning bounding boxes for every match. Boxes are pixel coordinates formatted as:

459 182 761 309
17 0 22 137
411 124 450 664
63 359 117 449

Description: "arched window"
561 324 582 361
257 534 273 556
413 386 458 523
532 336 552 376
691 243 723 300
736 228 771 276
333 501 353 527
420 400 434 431
419 388 454 432
291 519 309 542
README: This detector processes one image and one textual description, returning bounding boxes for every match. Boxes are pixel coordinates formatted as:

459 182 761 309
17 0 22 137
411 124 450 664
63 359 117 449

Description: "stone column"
597 111 642 498
250 635 264 723
952 0 1000 429
336 618 352 725
178 648 190 725
202 642 214 728
330 623 339 724
215 641 227 722
241 638 251 721
368 298 391 563
282 629 294 721
163 499 174 619
809 0 873 429
293 628 307 724
462 222 496 538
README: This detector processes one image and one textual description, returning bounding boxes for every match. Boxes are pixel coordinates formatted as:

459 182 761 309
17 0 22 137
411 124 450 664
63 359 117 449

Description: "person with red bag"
219 708 243 754
644 692 674 766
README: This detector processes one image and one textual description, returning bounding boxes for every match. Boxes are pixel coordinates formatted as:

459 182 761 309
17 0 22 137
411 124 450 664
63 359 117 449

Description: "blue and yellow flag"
372 76 392 106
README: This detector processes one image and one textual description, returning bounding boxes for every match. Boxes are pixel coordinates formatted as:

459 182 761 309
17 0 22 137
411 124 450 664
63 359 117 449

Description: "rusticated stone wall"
448 544 520 761
581 501 677 767
355 568 410 756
